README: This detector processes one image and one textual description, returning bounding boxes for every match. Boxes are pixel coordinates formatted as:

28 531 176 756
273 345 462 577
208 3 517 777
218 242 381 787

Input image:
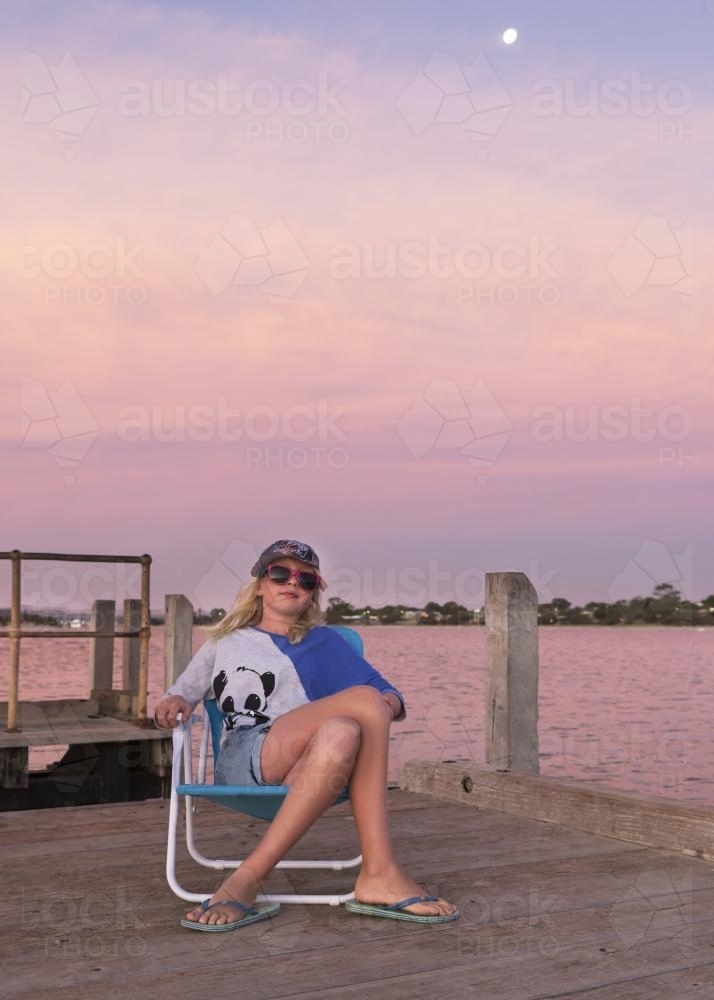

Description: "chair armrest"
171 713 203 788
176 711 202 728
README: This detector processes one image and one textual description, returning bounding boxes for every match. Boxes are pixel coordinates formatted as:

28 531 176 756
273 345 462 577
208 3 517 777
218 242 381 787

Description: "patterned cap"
250 539 320 577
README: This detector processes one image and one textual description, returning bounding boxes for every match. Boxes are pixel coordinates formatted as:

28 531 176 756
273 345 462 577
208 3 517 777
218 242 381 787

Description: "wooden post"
7 550 22 732
136 554 152 723
89 599 115 695
0 746 28 789
121 599 141 693
164 594 194 689
485 572 539 774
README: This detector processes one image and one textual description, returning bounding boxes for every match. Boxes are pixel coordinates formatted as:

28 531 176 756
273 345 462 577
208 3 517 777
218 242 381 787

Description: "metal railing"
0 550 152 732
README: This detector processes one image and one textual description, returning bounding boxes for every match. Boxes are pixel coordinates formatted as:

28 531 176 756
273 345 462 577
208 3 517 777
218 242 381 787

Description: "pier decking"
3 786 713 1000
0 699 171 809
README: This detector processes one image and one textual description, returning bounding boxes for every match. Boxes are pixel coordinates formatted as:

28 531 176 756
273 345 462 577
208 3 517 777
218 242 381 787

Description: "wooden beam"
485 571 539 773
0 698 99 726
0 551 145 562
400 759 714 861
92 689 138 720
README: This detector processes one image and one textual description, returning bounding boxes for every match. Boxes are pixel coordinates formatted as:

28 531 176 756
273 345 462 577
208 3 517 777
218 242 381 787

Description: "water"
1 625 711 804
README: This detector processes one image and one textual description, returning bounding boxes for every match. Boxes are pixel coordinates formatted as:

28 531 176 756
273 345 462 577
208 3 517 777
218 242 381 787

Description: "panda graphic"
213 665 276 730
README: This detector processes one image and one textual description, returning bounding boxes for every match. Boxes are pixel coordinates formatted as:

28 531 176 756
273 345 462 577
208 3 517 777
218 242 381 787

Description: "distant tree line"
4 585 712 627
533 584 712 626
322 584 714 626
0 610 65 627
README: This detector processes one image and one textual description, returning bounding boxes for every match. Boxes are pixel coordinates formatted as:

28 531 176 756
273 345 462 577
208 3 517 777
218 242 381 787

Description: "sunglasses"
265 564 321 591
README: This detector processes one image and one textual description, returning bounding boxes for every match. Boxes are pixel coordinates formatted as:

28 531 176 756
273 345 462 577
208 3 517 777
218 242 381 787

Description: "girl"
154 539 459 930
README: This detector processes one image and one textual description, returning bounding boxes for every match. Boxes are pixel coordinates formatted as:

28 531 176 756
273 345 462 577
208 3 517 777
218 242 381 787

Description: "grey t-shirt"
164 624 406 735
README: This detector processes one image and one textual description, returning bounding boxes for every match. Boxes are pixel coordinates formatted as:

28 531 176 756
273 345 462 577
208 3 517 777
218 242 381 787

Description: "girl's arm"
381 691 403 720
161 639 217 710
321 631 407 720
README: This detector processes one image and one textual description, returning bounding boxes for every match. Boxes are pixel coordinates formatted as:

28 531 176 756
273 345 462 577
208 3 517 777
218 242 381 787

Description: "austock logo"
192 540 259 613
22 52 99 159
21 377 99 486
397 51 512 157
397 377 512 483
607 539 692 615
15 703 100 807
607 214 692 311
194 214 310 320
607 869 693 952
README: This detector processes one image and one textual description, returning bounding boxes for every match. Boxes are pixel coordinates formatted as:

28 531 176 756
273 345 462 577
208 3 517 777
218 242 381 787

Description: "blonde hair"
199 574 327 644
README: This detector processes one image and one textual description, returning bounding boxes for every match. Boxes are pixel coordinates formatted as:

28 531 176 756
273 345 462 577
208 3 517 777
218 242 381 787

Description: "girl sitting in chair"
154 538 460 930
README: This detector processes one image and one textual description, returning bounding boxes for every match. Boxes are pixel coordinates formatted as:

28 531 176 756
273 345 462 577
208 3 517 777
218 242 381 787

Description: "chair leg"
166 783 206 903
166 720 361 905
179 793 361 904
184 794 363 870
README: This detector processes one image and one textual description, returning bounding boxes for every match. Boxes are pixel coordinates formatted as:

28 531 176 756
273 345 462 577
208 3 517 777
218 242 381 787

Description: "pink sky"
2 3 711 610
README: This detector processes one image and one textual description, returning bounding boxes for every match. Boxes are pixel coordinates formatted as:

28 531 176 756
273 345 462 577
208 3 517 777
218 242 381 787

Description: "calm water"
1 625 712 804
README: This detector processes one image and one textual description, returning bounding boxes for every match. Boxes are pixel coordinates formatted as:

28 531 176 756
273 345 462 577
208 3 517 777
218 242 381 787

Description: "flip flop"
180 898 281 932
343 894 460 923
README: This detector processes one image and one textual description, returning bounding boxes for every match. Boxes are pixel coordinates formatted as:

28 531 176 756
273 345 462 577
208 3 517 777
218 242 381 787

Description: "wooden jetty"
0 552 194 809
2 787 713 999
2 564 714 995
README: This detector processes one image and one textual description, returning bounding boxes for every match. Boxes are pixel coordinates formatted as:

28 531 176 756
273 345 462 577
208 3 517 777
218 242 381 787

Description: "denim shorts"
214 721 274 786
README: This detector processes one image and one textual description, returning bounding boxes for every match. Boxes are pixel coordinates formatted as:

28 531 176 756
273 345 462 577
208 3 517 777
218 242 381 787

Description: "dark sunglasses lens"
298 572 319 591
267 566 290 583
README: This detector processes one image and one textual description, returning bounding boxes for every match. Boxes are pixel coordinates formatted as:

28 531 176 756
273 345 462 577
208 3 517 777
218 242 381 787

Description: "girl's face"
257 556 319 619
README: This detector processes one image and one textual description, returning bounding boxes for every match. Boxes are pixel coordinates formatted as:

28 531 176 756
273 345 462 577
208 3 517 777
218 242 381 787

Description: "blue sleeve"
307 630 407 721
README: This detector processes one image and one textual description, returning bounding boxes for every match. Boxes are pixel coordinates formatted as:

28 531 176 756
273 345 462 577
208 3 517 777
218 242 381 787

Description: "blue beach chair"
165 625 364 906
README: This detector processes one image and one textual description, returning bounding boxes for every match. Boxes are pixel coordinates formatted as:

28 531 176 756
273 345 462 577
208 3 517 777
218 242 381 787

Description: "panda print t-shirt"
163 625 406 741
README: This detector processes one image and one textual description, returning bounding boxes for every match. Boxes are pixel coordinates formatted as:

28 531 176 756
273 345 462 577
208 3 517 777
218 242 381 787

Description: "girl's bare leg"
186 686 457 925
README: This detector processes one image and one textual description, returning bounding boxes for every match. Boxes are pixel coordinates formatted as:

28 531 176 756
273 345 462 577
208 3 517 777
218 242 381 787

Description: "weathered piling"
121 598 141 694
164 594 194 689
484 571 539 774
89 599 115 695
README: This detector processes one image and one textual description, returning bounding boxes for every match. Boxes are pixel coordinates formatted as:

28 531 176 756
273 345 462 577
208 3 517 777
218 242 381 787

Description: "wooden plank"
546 963 714 999
2 793 714 999
400 760 714 861
89 600 115 692
485 571 539 773
0 715 169 749
271 958 714 1000
4 824 711 918
3 883 713 999
0 698 99 728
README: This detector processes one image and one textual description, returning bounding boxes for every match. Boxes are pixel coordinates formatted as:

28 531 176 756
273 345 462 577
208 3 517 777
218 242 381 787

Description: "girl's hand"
154 695 192 729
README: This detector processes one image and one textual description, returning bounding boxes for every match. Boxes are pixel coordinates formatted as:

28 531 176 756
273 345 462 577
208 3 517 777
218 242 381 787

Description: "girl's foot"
354 863 458 917
184 867 263 927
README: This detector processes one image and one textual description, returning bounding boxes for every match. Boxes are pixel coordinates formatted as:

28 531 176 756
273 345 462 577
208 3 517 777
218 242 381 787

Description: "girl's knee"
313 716 361 763
348 685 386 707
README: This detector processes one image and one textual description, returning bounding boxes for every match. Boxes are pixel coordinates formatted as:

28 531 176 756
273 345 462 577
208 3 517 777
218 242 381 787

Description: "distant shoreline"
4 620 710 630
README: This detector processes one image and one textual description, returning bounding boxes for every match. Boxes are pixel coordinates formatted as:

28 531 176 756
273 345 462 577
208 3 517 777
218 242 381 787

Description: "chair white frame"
166 709 362 905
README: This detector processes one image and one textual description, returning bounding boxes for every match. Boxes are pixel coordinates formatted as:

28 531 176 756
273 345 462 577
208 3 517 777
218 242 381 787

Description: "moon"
502 28 518 44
